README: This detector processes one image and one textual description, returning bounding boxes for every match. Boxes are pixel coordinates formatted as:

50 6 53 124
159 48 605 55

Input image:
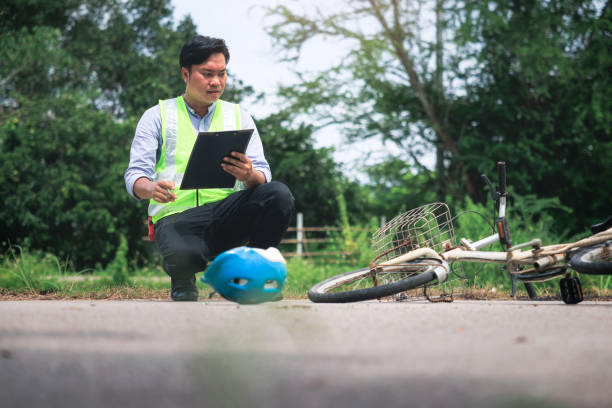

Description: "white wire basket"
371 202 457 266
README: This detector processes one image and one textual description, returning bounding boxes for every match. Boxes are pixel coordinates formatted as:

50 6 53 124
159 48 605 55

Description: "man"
124 35 294 301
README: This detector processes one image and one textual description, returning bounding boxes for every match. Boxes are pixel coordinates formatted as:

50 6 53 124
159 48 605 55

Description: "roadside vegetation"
2 245 610 301
2 198 610 301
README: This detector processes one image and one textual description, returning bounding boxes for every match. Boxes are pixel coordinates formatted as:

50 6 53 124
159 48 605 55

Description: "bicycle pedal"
559 276 583 304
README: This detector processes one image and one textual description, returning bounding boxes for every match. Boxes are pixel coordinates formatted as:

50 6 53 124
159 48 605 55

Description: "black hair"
179 35 230 71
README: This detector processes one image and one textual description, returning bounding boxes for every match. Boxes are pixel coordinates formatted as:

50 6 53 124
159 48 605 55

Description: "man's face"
182 52 227 106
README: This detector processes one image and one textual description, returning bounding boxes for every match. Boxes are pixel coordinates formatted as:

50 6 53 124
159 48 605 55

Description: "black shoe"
171 274 198 301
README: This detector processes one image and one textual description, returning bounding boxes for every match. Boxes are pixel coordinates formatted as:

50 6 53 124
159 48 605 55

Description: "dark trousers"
154 181 294 278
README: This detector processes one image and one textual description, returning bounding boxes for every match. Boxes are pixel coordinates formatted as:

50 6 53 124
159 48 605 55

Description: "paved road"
1 299 611 408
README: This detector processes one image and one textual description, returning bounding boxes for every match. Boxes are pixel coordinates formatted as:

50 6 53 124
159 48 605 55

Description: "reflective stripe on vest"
148 97 243 223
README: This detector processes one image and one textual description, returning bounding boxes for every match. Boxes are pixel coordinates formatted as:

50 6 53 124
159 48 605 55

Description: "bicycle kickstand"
510 274 517 297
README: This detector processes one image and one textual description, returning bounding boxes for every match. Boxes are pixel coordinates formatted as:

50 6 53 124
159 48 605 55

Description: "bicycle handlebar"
497 161 506 195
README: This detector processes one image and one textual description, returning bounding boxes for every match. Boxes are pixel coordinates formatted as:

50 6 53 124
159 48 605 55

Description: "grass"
0 247 358 300
1 246 611 302
0 246 72 295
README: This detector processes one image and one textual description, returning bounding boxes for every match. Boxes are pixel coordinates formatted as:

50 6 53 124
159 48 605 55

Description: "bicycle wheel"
570 243 612 275
307 258 443 303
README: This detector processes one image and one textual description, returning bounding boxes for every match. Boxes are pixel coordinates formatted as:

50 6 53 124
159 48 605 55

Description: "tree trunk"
368 0 475 196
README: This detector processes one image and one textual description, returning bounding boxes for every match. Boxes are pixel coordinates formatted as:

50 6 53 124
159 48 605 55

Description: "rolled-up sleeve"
124 106 162 200
241 109 272 182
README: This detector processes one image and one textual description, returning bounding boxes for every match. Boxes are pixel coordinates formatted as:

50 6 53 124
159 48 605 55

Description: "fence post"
296 212 303 257
380 216 387 228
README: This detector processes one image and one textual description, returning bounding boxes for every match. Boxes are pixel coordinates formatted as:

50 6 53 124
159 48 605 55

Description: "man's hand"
151 180 177 203
134 177 177 202
221 151 252 181
221 151 265 188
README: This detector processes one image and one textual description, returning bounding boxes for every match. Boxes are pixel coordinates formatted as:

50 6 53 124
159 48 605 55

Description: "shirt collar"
184 100 217 120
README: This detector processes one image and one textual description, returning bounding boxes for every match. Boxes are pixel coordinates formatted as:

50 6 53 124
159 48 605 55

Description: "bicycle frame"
444 231 611 267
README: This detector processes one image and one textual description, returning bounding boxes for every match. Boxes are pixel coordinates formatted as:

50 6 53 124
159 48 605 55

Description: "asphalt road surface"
1 299 611 408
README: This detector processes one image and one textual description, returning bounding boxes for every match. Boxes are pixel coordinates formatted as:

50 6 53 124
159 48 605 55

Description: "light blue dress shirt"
124 100 271 200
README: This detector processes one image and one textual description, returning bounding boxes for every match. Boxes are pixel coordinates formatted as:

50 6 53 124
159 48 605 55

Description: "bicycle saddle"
591 216 612 234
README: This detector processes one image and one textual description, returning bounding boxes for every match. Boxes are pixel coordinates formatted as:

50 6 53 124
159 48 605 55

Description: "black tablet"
180 129 254 189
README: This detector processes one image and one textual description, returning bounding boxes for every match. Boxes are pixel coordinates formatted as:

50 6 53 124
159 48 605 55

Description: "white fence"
280 212 386 258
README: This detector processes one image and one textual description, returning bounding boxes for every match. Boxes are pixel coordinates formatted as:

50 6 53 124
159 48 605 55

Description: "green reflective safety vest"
148 96 244 223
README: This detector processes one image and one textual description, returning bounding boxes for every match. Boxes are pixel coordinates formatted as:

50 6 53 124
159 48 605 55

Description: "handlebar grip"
497 161 507 194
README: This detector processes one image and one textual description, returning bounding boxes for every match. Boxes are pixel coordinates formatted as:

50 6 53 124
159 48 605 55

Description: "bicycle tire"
307 259 441 303
515 267 568 283
570 243 612 275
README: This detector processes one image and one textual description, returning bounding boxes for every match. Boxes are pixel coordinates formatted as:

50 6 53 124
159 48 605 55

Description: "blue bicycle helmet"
201 246 287 304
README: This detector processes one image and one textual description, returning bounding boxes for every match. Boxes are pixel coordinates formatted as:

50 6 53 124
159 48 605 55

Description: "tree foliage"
363 158 438 218
263 0 468 197
453 0 612 231
263 0 611 233
257 112 370 226
1 95 134 267
0 0 198 267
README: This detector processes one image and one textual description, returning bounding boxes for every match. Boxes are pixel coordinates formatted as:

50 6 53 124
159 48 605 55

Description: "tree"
0 0 200 267
263 0 472 199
